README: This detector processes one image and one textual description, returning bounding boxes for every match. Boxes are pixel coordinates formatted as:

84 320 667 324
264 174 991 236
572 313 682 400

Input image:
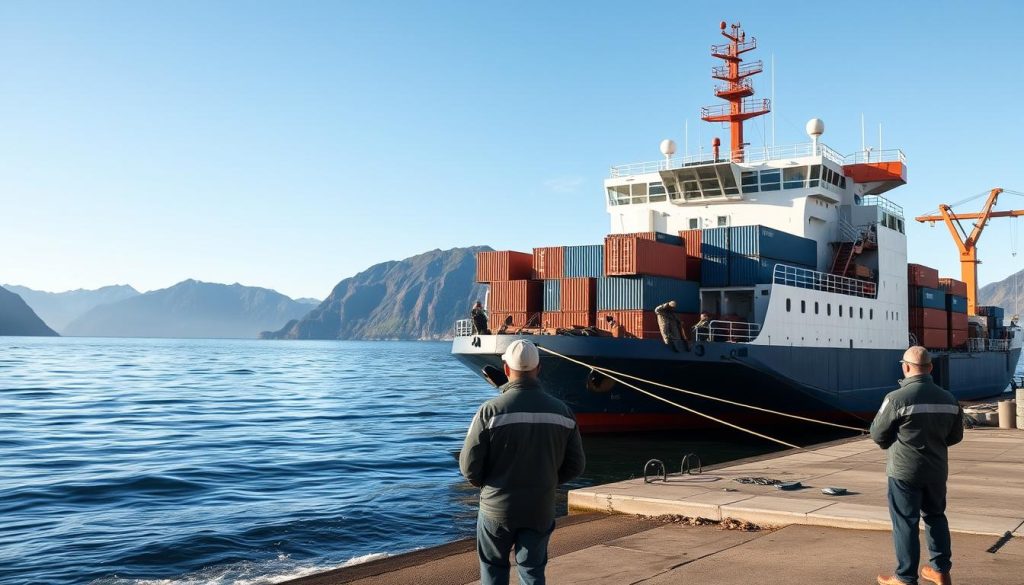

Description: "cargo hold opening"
699 287 759 324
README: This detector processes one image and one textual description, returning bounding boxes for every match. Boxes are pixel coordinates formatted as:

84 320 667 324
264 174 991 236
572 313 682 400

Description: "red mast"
701 21 770 162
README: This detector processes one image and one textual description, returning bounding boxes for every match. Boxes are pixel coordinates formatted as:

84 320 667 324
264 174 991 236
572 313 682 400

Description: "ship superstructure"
451 22 1021 433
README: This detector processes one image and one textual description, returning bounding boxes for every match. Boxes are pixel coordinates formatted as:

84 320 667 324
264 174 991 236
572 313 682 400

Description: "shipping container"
596 276 700 312
532 246 564 280
976 306 1005 322
907 264 940 289
476 251 533 283
563 245 604 278
948 312 968 331
908 286 946 311
945 294 967 314
700 227 730 286
949 328 968 349
607 231 684 246
910 308 948 331
596 310 661 339
604 236 687 279
728 253 812 286
937 277 968 297
560 311 595 329
487 311 533 330
911 327 949 349
542 280 560 311
728 225 818 266
559 277 596 313
488 280 542 312
540 311 562 329
679 229 702 281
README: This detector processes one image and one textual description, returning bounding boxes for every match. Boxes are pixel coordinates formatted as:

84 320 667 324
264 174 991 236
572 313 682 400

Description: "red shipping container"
949 328 968 349
540 311 562 329
543 311 595 329
488 311 533 330
476 251 533 283
489 280 542 312
604 237 687 279
532 247 564 280
597 310 661 339
679 229 702 282
910 308 948 330
948 312 968 331
937 277 968 297
907 264 940 289
559 277 596 312
911 327 948 349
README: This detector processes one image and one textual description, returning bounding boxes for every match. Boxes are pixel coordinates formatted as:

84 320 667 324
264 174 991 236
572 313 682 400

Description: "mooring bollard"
998 400 1016 429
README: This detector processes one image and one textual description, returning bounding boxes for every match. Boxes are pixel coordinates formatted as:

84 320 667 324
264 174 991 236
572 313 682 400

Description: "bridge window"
741 171 758 193
607 184 631 206
783 167 807 189
809 164 821 187
631 182 648 204
648 182 667 202
759 169 781 191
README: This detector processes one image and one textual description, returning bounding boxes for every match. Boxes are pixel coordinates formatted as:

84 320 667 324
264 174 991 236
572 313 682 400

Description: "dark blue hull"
451 336 1020 433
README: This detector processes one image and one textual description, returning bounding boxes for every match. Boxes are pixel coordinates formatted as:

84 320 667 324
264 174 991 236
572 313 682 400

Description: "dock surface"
286 428 1024 585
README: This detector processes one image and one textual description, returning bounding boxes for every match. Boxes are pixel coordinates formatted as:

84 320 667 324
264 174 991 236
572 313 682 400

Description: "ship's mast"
701 21 770 162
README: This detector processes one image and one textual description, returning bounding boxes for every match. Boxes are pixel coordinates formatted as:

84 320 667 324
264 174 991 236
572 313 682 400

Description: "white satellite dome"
805 118 825 138
659 139 677 156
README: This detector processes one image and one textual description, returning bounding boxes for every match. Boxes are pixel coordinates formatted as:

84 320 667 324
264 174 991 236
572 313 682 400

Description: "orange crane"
914 187 1024 315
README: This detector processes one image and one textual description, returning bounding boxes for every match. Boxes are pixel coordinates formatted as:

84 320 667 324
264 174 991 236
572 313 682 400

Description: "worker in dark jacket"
655 300 690 351
871 346 964 585
460 339 586 585
471 301 490 335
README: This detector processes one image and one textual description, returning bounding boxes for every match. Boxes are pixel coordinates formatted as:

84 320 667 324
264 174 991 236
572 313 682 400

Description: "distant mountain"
262 246 490 340
63 280 314 339
978 268 1024 322
0 287 59 336
3 284 139 333
294 298 321 305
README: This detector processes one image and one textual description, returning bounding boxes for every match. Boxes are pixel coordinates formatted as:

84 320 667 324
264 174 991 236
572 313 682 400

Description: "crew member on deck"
655 300 690 352
471 301 490 335
693 312 712 341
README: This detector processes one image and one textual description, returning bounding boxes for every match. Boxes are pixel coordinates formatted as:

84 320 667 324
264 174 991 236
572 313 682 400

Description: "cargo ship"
451 22 1023 433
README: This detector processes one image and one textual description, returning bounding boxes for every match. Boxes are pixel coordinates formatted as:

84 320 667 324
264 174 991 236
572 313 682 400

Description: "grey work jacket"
459 378 586 531
869 374 964 486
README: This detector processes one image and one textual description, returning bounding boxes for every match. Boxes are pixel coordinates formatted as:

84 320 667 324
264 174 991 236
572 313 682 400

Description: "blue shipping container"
909 286 946 310
729 253 813 286
729 225 818 266
945 294 967 314
700 227 730 287
543 280 560 311
977 306 1005 322
563 244 604 277
596 276 700 312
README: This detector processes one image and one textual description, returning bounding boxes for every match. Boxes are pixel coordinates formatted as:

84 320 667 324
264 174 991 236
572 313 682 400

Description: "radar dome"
806 118 825 138
659 139 677 156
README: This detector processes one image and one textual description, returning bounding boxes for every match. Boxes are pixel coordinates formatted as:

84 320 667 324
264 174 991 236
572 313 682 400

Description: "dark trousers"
887 477 952 584
476 512 554 585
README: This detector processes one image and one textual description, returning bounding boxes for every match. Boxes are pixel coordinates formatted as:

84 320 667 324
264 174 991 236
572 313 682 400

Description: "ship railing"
968 338 987 352
454 319 474 337
861 195 905 219
609 141 845 177
695 320 761 343
967 337 1012 352
773 264 878 298
987 338 1011 351
843 148 907 165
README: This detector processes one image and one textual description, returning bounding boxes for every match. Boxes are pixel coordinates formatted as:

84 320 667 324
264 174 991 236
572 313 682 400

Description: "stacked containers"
679 229 702 281
607 231 684 245
604 236 687 279
476 251 532 283
937 278 968 297
543 277 597 328
907 264 946 349
977 306 1006 338
596 276 700 312
477 250 538 329
700 227 730 287
563 245 604 278
728 225 817 286
532 247 564 280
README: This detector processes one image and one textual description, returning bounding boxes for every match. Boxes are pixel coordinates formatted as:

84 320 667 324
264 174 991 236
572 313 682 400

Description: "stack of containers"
476 250 539 329
907 264 947 349
543 277 598 329
679 229 702 282
604 235 687 279
977 306 1006 339
700 227 731 287
728 225 817 285
938 277 969 349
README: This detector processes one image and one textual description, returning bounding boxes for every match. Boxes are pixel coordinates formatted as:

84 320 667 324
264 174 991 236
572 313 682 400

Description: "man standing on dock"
870 346 964 585
459 339 586 585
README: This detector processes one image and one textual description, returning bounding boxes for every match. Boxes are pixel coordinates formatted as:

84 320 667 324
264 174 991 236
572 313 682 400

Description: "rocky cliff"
978 267 1024 321
0 287 59 336
261 246 490 340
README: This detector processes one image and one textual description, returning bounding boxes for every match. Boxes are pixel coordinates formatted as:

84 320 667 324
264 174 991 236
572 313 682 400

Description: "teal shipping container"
563 245 604 278
596 276 700 312
909 287 946 311
543 280 561 311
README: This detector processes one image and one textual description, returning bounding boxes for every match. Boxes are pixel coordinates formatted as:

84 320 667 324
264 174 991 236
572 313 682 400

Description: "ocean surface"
1 338 1019 585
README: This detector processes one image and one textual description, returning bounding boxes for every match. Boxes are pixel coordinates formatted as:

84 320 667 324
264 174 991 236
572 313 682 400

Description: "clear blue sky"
2 1 1023 299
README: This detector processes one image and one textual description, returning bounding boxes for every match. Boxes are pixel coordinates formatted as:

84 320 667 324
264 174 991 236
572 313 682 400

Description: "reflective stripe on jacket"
869 374 964 485
459 377 585 531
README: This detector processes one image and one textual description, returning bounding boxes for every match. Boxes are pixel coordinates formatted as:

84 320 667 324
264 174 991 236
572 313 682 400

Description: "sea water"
5 337 1008 585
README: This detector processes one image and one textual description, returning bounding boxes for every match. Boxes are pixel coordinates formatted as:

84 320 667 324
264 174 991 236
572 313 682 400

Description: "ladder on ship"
830 220 876 278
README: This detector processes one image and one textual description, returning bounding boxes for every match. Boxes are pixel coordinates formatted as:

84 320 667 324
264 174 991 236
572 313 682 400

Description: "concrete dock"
286 427 1024 585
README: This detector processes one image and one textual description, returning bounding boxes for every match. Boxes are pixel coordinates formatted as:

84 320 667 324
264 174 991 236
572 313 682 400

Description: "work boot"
921 566 951 585
877 576 910 585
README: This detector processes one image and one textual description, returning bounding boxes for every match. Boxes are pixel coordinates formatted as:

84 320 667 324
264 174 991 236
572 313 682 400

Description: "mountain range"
61 280 317 339
978 267 1024 321
0 287 59 336
262 246 489 340
3 284 140 333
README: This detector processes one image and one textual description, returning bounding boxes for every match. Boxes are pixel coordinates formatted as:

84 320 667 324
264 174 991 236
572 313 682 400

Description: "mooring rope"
535 345 868 441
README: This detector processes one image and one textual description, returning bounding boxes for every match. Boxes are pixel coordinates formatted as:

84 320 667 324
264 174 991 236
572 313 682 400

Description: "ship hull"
451 335 1020 433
